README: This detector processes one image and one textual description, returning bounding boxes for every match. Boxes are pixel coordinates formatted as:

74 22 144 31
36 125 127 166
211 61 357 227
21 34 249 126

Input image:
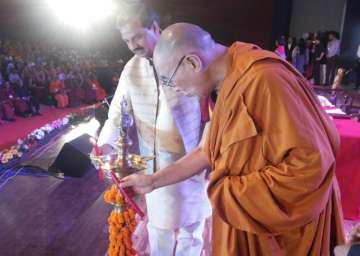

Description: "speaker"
49 134 94 177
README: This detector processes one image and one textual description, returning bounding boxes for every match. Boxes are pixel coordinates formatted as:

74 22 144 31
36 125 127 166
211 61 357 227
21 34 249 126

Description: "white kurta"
98 56 211 230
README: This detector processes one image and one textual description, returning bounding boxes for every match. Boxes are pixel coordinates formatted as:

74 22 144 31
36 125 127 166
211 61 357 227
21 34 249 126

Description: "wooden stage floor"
0 168 110 256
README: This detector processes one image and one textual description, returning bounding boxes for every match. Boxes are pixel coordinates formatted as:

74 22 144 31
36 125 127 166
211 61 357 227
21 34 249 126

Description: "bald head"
153 23 227 97
155 23 215 60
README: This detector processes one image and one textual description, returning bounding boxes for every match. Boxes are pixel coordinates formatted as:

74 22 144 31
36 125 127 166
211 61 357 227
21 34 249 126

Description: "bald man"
120 23 345 255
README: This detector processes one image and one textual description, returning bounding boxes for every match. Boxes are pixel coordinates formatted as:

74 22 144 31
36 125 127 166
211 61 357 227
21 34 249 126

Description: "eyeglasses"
159 55 186 88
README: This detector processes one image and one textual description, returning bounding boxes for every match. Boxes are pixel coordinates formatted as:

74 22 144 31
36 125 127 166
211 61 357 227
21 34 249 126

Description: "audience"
0 39 109 123
275 31 341 86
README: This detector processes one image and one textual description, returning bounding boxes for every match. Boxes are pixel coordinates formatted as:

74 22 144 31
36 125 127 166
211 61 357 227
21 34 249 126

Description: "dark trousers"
349 244 360 256
355 61 360 89
28 96 40 114
326 56 338 85
313 61 321 85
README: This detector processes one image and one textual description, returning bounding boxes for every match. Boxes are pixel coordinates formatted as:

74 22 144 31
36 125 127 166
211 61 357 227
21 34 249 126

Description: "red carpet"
0 105 85 150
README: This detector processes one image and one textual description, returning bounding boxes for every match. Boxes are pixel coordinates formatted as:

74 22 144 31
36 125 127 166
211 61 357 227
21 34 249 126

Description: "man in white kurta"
97 2 211 255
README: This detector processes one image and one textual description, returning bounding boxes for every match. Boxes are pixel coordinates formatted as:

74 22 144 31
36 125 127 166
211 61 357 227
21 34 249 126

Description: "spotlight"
46 0 116 30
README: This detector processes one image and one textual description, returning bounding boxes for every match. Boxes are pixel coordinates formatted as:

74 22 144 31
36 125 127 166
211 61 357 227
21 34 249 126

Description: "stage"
0 166 110 256
0 110 358 256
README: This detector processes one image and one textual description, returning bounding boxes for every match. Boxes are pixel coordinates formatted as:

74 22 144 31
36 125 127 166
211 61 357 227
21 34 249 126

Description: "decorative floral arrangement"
104 185 138 256
0 111 88 165
0 147 23 164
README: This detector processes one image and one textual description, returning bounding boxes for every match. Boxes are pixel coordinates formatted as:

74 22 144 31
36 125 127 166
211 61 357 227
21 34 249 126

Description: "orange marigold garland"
104 185 138 256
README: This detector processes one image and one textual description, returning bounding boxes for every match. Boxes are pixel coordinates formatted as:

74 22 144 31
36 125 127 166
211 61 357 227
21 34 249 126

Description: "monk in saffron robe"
49 76 69 108
120 23 345 255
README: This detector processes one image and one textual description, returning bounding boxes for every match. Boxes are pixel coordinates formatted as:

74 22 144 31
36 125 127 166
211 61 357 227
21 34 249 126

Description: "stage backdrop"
0 0 291 56
290 0 346 39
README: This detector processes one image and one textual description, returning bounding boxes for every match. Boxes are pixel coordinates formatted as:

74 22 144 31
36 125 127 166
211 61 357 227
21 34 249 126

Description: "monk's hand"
120 174 154 195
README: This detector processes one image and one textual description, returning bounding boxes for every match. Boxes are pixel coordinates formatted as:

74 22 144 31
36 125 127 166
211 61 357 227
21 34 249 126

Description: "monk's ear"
185 55 202 73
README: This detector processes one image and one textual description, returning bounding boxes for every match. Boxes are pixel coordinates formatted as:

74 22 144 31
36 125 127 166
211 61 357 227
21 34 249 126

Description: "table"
333 118 360 220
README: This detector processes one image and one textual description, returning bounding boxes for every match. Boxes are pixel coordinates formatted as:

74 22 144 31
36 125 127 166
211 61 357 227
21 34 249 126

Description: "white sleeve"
97 71 132 148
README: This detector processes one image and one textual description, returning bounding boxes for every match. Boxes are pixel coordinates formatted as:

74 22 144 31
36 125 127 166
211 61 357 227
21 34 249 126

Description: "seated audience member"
66 72 85 107
8 68 22 85
12 81 29 117
30 72 46 103
0 81 15 121
15 80 40 116
49 74 69 108
89 73 106 102
0 72 4 87
84 73 97 104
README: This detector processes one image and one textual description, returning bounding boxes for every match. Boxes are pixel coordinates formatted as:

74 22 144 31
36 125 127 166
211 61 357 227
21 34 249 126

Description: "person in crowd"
313 36 327 85
295 38 306 74
326 31 340 85
12 80 30 117
66 72 85 107
111 71 120 93
14 79 41 116
355 44 360 90
89 73 107 102
49 74 69 108
285 36 297 63
0 81 16 121
305 35 315 80
0 72 4 88
274 38 286 60
8 68 22 85
84 72 98 104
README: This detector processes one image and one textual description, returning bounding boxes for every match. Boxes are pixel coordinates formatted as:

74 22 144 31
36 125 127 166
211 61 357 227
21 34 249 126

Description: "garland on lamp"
104 184 138 256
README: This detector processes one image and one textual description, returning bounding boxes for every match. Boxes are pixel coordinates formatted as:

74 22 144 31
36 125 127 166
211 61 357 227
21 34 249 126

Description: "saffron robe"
205 42 345 256
49 80 69 108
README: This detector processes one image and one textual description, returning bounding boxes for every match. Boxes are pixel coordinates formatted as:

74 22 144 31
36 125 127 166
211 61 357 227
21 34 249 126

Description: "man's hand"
120 174 155 195
100 144 114 155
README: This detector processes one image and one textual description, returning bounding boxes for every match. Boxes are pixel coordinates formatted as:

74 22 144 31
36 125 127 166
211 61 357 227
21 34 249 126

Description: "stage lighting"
64 118 100 142
46 0 116 30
